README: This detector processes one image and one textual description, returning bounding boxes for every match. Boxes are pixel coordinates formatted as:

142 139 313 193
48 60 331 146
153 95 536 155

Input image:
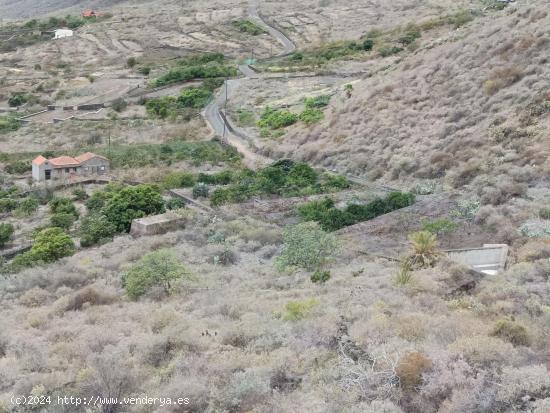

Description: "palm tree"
407 230 440 268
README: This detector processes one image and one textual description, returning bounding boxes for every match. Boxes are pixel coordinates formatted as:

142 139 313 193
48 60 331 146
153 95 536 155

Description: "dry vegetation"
1 0 550 411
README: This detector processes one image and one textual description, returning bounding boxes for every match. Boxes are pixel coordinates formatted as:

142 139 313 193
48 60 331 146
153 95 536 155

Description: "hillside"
1 0 550 412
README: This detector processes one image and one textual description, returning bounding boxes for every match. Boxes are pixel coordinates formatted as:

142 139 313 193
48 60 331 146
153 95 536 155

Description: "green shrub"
490 320 530 347
298 191 415 231
0 223 14 247
322 173 350 190
202 77 224 91
539 208 550 220
50 212 77 230
8 93 28 107
236 109 255 126
304 95 331 108
28 227 75 263
398 23 421 46
299 108 324 125
5 160 30 175
197 170 234 185
311 270 330 283
126 57 137 68
0 198 18 213
406 231 440 269
49 197 79 217
0 116 21 133
138 66 151 76
276 221 339 271
232 19 266 35
192 183 209 199
177 87 212 108
72 188 88 201
283 298 318 321
151 56 237 88
165 198 186 210
102 184 165 232
379 46 403 57
79 214 117 247
422 219 458 235
111 98 128 112
161 172 195 189
123 249 192 299
257 107 298 129
17 198 39 216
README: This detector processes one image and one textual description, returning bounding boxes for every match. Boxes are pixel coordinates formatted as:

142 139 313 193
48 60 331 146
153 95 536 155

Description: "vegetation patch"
297 192 415 231
210 159 349 206
0 116 21 134
151 53 237 87
232 19 266 35
145 85 213 118
123 249 192 299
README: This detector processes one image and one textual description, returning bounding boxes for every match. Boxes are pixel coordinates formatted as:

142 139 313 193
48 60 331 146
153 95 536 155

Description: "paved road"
203 0 296 168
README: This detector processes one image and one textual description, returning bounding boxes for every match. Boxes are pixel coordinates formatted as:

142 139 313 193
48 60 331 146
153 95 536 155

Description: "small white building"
54 29 74 40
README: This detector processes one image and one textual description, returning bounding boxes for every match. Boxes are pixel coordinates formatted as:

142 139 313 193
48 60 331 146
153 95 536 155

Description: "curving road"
202 0 296 168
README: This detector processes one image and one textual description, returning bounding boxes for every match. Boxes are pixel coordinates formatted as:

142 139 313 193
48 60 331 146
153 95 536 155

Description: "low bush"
123 249 192 299
111 98 128 113
304 95 331 108
0 198 18 213
311 270 330 283
177 87 212 108
394 260 413 286
16 198 39 216
5 161 30 175
283 298 319 321
8 93 28 107
161 172 195 189
72 188 88 201
0 116 21 133
490 320 530 347
298 192 415 231
50 213 77 230
299 108 324 125
16 227 75 265
79 214 117 247
276 221 338 271
422 219 458 235
165 197 186 210
257 107 298 129
379 46 403 57
192 183 209 199
539 208 550 220
198 170 235 185
49 197 79 218
0 223 14 247
396 352 432 391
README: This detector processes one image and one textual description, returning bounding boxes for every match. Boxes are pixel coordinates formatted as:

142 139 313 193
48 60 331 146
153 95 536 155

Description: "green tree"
28 227 75 262
50 212 77 230
79 214 117 247
102 184 165 232
123 249 192 299
276 221 339 271
0 223 14 247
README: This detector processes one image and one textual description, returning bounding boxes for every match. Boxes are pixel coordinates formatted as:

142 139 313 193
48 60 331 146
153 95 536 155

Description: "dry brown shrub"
517 240 550 262
484 66 525 96
63 286 116 312
19 287 50 307
490 319 530 347
396 351 432 391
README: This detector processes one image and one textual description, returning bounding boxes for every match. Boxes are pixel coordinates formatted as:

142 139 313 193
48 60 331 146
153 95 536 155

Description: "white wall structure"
54 29 73 39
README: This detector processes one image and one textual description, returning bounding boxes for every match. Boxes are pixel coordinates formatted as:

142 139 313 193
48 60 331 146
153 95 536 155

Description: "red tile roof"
75 152 108 163
32 155 47 165
48 156 80 167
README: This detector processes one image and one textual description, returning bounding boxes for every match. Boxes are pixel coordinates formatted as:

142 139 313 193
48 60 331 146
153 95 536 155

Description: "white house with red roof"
32 152 110 182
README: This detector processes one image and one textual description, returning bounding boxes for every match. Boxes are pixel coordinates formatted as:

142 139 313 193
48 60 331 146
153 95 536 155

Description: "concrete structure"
54 29 73 39
32 152 110 182
130 212 186 237
444 244 509 275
